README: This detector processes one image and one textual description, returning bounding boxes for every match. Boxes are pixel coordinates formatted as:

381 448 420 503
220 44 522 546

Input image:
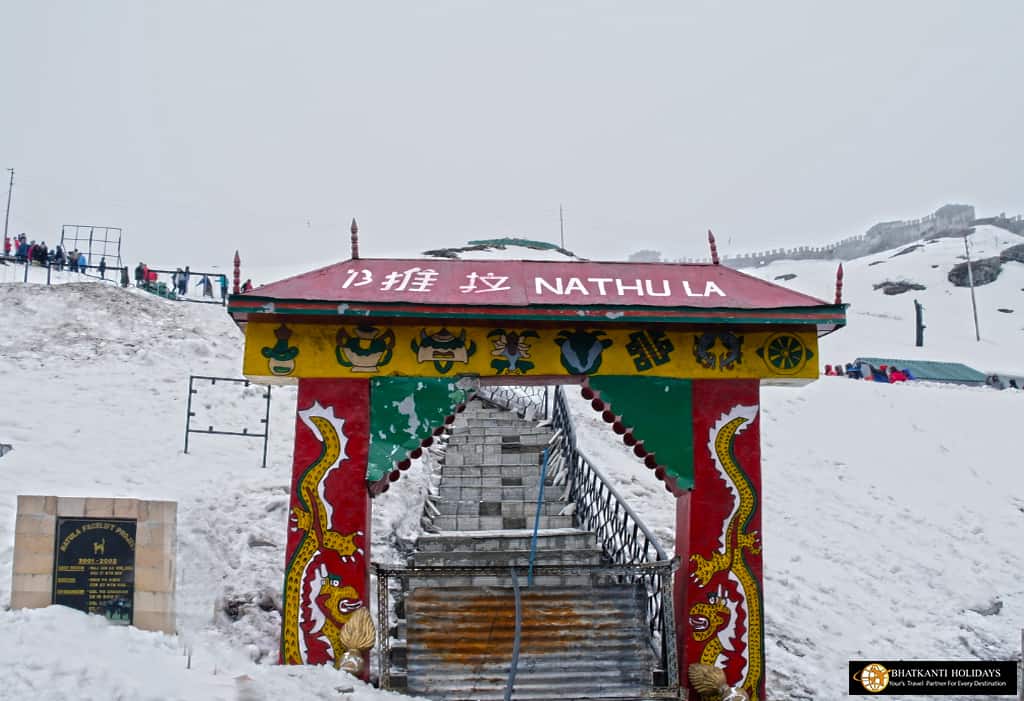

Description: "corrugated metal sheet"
855 357 988 384
234 257 834 309
405 585 657 701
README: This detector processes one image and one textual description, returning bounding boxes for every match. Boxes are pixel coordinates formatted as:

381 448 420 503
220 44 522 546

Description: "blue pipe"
527 447 550 587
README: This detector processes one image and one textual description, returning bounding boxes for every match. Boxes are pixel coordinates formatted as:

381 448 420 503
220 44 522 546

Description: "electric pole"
559 204 565 249
3 168 13 242
963 233 981 342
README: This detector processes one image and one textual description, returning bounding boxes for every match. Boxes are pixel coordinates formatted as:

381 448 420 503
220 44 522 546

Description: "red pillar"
678 379 765 701
280 378 372 678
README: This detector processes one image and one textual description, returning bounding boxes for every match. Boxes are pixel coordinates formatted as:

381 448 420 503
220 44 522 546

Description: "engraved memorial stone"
52 517 137 625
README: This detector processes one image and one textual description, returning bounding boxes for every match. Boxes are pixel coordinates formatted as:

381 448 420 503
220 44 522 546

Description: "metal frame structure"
373 559 679 697
183 375 272 468
60 225 123 269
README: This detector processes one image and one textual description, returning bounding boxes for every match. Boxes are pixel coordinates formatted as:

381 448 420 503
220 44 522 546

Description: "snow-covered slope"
0 225 1022 700
0 280 427 700
742 225 1024 372
568 225 1024 699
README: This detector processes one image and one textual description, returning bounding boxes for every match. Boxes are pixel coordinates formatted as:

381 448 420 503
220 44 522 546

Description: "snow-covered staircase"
386 398 664 701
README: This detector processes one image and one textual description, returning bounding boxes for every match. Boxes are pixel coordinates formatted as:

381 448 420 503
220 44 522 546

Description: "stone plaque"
52 517 137 625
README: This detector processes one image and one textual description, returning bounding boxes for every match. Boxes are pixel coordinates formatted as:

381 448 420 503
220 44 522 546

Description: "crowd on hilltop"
4 233 109 277
132 262 235 302
5 234 257 301
825 362 914 383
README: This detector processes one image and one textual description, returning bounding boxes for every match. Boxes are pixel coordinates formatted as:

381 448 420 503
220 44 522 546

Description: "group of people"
133 262 233 302
825 362 913 383
4 234 105 276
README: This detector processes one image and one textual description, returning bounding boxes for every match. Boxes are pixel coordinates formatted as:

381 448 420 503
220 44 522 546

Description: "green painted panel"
368 378 470 482
587 376 694 488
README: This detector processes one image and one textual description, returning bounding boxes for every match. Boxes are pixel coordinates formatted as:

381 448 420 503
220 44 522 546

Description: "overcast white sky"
1 1 1021 270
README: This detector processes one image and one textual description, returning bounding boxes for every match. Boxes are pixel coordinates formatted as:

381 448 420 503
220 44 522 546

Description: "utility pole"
963 233 981 342
558 204 565 249
3 168 13 242
914 298 925 347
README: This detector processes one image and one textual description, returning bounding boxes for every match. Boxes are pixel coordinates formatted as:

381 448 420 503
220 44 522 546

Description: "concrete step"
439 485 561 502
441 464 555 479
405 573 619 588
436 500 568 518
444 450 547 467
431 514 575 531
410 547 605 567
416 529 599 553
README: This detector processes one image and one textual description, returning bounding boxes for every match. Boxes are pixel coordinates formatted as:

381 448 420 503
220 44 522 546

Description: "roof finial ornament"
834 263 844 304
350 218 360 260
233 250 241 295
707 229 720 265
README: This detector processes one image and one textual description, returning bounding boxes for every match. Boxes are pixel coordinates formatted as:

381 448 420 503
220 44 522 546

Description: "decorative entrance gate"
228 254 845 700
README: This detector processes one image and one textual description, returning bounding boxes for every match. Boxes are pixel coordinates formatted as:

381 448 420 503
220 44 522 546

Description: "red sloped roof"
238 258 833 310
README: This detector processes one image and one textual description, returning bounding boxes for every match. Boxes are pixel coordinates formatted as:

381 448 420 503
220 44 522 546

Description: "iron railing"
373 560 679 697
549 384 677 682
475 384 549 420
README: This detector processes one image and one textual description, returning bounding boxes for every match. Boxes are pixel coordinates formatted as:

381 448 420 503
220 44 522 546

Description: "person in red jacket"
889 367 908 383
3 236 10 257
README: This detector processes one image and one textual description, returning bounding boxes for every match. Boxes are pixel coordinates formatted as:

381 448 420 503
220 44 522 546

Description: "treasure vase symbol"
411 328 477 374
553 329 613 375
261 324 300 376
336 326 396 373
488 329 539 375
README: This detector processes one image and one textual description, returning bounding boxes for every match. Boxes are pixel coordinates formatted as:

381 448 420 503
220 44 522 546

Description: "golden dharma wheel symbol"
758 333 813 375
853 663 890 693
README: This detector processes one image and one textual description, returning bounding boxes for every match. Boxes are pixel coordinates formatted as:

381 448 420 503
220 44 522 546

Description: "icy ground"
0 227 1022 699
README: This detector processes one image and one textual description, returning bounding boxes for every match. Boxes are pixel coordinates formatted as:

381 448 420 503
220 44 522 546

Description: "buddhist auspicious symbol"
553 329 612 375
692 331 744 371
336 325 396 373
411 328 477 374
755 332 812 375
488 329 539 375
261 324 300 376
625 329 674 371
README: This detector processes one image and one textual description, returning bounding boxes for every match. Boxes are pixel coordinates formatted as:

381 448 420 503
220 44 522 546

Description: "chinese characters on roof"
339 265 726 299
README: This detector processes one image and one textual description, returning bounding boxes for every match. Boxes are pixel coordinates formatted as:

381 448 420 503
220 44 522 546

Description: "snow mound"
422 237 582 261
0 280 429 700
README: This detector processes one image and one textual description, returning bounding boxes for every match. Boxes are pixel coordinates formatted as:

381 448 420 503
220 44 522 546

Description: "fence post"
46 263 52 285
23 260 28 282
261 385 272 468
184 376 195 454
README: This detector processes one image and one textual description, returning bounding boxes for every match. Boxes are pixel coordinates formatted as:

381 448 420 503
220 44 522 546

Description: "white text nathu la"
533 277 725 297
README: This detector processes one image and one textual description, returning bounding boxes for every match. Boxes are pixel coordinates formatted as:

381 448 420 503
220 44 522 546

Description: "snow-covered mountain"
0 225 1021 700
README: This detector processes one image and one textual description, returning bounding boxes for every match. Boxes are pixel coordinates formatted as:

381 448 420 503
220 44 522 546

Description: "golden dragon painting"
281 402 366 667
689 404 764 701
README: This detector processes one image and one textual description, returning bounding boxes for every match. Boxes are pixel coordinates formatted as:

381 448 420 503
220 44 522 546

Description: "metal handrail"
549 384 676 681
